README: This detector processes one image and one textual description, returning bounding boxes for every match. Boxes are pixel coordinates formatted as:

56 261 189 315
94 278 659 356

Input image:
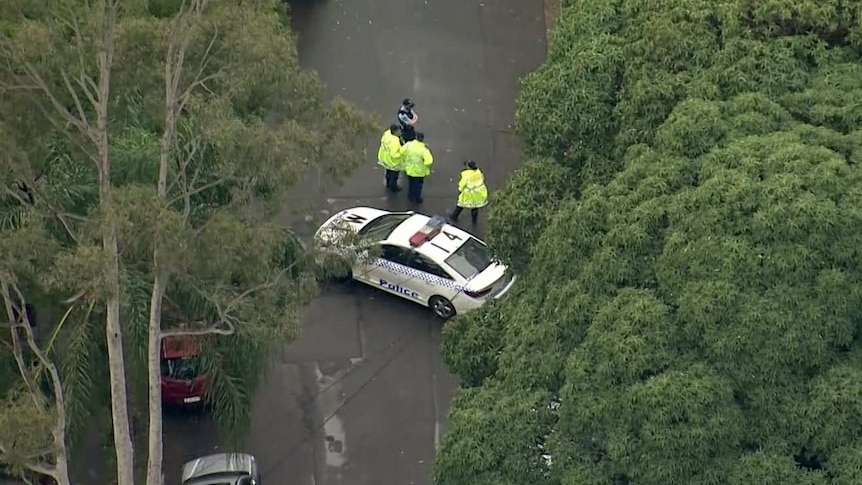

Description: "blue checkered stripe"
371 258 465 291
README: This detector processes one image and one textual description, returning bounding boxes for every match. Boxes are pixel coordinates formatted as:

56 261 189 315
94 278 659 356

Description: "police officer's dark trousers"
450 206 479 224
407 176 424 203
384 169 400 191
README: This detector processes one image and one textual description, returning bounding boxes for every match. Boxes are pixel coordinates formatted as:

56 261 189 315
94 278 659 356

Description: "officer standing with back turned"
401 132 433 203
449 160 488 225
397 98 419 144
378 124 403 191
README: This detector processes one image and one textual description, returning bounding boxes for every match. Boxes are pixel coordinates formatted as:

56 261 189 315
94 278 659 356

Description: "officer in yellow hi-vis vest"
449 160 488 225
378 124 403 192
400 132 433 204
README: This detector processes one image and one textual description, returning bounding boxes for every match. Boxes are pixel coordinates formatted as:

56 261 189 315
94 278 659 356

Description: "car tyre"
429 295 456 320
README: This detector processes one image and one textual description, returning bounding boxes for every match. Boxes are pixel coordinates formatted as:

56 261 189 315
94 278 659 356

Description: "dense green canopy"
436 0 862 483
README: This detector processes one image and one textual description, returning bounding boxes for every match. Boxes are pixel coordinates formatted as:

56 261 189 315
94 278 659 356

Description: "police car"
314 207 516 319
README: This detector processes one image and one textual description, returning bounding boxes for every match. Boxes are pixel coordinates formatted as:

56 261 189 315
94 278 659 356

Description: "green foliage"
826 446 862 485
57 302 108 450
0 0 375 475
726 451 827 485
484 159 573 273
436 0 862 483
433 385 556 485
440 300 507 388
0 390 55 475
516 35 622 164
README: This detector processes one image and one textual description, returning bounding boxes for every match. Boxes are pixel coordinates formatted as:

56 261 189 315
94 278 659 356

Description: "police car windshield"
358 213 412 241
445 237 493 279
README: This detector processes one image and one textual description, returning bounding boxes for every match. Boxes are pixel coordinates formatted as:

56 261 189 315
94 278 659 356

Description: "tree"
435 0 862 483
0 0 373 483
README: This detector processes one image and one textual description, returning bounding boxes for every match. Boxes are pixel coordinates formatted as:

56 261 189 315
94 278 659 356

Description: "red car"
160 335 209 406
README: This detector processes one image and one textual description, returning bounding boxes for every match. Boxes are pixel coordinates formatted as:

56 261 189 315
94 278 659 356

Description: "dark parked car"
181 453 260 485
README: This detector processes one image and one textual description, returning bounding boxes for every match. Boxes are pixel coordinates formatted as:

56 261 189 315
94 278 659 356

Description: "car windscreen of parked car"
182 472 247 485
161 355 204 380
358 213 412 241
445 237 493 279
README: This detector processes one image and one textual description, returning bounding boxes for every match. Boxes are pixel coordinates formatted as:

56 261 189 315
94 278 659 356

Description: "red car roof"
161 335 203 360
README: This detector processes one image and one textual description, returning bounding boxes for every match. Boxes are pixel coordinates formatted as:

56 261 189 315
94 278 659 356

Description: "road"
159 1 547 484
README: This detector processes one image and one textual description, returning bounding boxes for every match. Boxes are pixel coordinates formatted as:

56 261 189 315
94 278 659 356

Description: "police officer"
397 98 419 143
400 132 433 203
450 160 488 225
378 124 403 191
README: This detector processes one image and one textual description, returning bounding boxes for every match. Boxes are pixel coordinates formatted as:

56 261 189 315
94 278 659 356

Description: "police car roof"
388 214 474 261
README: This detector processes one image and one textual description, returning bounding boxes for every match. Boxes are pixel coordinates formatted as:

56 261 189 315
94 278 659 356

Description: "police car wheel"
429 296 456 320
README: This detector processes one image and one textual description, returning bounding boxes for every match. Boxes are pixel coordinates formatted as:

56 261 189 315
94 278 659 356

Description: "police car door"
365 244 423 303
403 251 459 304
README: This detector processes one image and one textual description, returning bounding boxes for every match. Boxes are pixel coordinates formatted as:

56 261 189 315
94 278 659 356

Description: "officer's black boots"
450 207 479 225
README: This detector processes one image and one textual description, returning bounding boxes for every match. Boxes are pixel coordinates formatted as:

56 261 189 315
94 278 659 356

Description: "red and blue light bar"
409 215 447 247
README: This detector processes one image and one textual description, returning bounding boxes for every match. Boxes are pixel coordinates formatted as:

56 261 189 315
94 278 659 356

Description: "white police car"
314 207 516 319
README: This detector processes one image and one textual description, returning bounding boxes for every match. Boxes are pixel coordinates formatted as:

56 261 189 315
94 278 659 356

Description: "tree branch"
167 177 226 207
161 319 235 337
8 284 62 406
75 74 99 113
0 280 45 411
7 283 72 485
0 441 57 479
163 255 306 339
62 7 101 109
23 461 57 479
0 81 39 92
175 5 217 115
33 101 100 165
20 63 95 145
3 186 82 244
7 55 102 172
176 136 203 222
14 181 91 222
187 158 206 190
59 70 91 132
224 255 307 312
161 0 214 204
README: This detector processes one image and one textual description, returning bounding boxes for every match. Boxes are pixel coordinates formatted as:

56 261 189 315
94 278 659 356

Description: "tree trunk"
93 3 136 480
104 232 136 485
145 274 166 485
28 309 73 485
52 426 72 485
145 60 176 483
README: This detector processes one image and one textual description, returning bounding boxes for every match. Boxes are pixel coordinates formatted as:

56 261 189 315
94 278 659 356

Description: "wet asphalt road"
160 1 547 484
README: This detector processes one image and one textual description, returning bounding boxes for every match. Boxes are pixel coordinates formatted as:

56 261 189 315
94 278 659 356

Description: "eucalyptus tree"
435 0 862 484
0 0 373 483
